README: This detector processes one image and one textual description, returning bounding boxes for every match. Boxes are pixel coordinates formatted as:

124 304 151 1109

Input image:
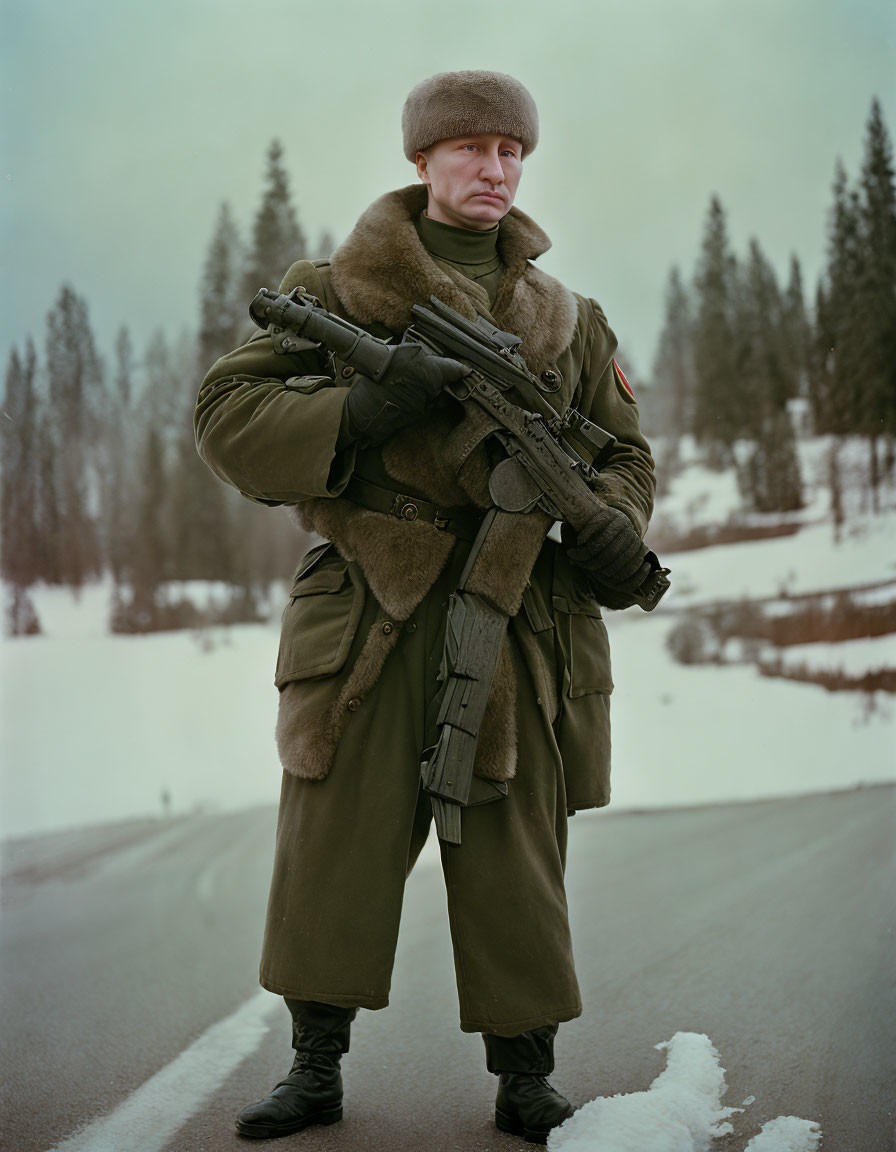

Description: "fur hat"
402 70 539 161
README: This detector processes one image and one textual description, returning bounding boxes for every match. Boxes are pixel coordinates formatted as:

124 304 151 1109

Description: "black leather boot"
235 999 356 1139
484 1025 575 1145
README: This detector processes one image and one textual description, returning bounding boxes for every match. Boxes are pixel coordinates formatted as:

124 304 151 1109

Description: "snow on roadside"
548 1032 821 1152
1 598 285 840
2 590 892 842
661 513 895 608
603 613 893 811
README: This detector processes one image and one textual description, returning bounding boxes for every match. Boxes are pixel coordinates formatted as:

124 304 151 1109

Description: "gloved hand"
341 340 469 446
565 503 652 590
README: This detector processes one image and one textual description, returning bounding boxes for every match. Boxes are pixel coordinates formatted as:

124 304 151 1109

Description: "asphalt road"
1 785 893 1152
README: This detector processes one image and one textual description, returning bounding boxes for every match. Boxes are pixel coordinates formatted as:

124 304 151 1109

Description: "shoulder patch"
613 359 636 403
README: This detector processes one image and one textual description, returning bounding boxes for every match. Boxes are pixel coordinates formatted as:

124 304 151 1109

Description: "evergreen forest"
2 102 894 636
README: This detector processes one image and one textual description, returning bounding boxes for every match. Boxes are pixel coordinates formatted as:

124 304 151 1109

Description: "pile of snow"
549 1032 821 1152
743 1119 824 1152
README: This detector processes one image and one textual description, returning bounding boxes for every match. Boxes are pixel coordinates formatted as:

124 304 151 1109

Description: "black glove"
565 503 651 590
340 340 469 446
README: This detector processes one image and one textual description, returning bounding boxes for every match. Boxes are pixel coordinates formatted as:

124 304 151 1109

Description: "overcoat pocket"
554 610 613 698
274 549 366 688
552 551 613 697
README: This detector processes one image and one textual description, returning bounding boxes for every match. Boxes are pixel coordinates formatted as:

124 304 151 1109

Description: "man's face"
415 134 523 231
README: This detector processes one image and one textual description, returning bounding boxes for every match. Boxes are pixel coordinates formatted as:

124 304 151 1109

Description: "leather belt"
344 476 483 542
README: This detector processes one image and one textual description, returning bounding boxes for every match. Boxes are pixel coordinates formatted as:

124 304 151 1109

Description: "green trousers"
259 546 582 1037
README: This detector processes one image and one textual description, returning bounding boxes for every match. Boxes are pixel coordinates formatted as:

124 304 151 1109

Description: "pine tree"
168 421 237 582
1 341 41 591
781 255 810 398
808 280 837 433
733 238 796 439
199 201 245 373
126 422 167 629
854 98 896 509
43 285 104 587
650 265 693 468
141 329 183 461
104 325 137 584
823 160 864 435
242 140 306 303
738 408 803 513
115 325 135 409
692 196 740 459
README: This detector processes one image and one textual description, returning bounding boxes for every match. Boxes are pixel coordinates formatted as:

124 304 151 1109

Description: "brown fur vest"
278 185 579 784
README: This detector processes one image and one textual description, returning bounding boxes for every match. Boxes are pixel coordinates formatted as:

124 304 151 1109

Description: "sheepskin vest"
281 184 580 783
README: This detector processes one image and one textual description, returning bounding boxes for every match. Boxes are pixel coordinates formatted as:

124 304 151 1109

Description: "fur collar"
329 184 577 374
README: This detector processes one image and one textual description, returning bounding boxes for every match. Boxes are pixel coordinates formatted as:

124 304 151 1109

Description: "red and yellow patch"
613 359 635 399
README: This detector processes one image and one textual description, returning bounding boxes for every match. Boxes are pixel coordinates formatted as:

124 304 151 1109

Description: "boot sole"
495 1107 550 1145
235 1105 343 1139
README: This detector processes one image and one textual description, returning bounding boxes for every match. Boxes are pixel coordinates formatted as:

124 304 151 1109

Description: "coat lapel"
329 184 578 375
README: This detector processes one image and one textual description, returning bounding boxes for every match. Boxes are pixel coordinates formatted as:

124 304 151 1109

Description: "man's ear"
415 150 430 184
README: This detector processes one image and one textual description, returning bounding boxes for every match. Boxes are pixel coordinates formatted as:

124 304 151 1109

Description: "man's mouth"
474 192 504 202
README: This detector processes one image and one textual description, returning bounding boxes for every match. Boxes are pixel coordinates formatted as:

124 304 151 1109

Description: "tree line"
2 141 329 634
645 97 895 515
3 103 895 634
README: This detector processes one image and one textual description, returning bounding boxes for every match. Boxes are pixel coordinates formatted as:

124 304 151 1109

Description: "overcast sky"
2 0 894 382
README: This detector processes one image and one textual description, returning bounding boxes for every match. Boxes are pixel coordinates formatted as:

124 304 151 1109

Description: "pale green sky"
2 0 894 379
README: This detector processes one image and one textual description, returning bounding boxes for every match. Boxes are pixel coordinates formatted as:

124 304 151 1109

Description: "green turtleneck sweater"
414 212 503 309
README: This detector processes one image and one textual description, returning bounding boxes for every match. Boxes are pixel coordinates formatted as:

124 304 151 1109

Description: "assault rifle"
249 286 671 843
249 286 670 611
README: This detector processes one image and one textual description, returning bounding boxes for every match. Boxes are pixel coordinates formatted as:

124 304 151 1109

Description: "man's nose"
479 148 505 184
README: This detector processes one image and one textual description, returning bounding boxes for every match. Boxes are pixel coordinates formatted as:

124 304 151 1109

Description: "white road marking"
196 857 220 905
48 989 280 1152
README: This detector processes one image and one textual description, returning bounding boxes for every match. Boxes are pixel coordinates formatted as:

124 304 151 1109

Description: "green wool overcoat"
195 183 655 815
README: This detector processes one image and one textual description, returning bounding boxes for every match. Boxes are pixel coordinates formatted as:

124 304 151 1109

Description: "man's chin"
458 200 508 227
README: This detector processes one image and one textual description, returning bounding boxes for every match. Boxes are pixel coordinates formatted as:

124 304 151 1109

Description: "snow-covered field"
662 512 895 608
759 633 896 677
2 436 893 842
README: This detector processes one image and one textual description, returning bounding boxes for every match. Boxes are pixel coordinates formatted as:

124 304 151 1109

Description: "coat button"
340 365 355 379
400 502 418 521
382 621 394 635
406 622 417 634
539 369 560 391
347 697 362 711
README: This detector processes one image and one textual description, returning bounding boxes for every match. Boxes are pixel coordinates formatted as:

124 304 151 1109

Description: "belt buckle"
391 494 419 522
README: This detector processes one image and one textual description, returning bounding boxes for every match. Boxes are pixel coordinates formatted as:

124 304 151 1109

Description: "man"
195 70 656 1144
